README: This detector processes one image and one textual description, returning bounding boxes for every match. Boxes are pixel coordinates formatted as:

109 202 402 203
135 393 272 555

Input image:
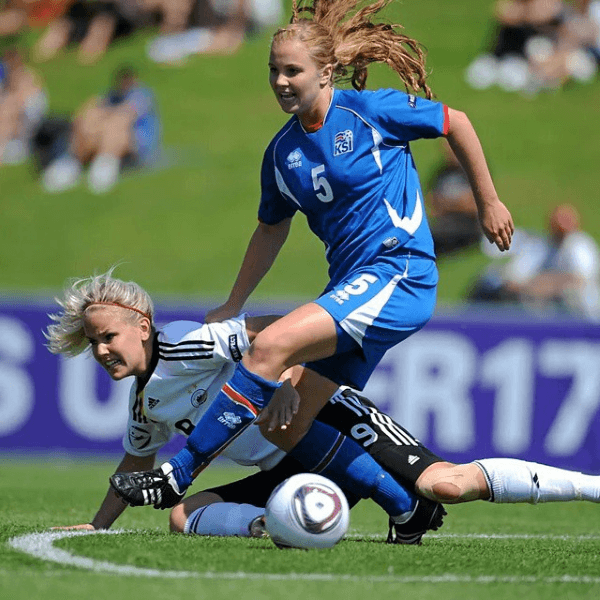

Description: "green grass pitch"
2 459 600 600
2 1 600 598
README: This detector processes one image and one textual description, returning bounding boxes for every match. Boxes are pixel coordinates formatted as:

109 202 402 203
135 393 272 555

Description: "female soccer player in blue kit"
111 0 515 533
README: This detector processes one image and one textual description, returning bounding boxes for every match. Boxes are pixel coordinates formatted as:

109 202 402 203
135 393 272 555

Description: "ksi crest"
334 130 353 156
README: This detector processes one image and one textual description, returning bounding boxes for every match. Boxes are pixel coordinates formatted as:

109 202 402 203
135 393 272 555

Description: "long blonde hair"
273 0 433 98
45 268 154 357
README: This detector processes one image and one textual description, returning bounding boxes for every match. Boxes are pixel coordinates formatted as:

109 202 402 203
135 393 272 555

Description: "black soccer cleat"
110 463 185 510
386 498 446 545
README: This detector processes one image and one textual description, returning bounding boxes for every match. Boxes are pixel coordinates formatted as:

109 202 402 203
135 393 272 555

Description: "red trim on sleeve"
442 105 450 135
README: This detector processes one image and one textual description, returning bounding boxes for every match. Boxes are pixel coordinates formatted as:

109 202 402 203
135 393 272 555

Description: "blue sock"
169 362 280 489
289 420 417 519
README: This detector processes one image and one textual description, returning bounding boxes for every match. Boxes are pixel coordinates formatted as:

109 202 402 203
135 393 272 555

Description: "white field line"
6 530 600 585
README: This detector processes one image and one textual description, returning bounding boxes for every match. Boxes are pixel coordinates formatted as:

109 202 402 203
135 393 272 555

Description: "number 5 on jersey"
312 164 334 203
333 274 378 302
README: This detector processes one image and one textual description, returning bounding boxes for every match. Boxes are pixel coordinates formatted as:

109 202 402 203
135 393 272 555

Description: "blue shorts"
306 253 437 390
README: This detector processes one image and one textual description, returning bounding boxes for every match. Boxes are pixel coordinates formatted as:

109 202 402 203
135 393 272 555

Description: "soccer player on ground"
109 0 514 529
46 270 444 543
47 272 600 544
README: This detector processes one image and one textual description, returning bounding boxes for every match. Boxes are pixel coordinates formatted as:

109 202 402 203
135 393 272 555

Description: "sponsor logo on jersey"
229 334 242 362
191 388 208 408
408 454 420 465
286 149 302 169
407 94 417 108
334 130 353 156
383 236 399 249
147 397 160 409
129 424 151 450
218 411 243 429
329 290 348 306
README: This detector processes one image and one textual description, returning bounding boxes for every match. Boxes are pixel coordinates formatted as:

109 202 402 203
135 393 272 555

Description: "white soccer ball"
264 473 350 550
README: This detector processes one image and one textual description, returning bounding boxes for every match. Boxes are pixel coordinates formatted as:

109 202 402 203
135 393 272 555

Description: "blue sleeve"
258 141 298 225
363 88 448 143
126 87 155 120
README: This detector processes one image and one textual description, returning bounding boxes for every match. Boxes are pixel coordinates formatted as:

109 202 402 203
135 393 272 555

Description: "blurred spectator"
426 140 481 257
0 0 30 38
0 46 48 165
468 203 600 319
32 1 150 64
0 1 73 39
30 112 72 170
531 0 600 86
42 65 160 193
465 0 598 93
146 0 283 64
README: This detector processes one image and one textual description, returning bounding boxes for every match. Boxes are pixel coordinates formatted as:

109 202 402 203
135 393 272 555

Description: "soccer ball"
264 473 350 549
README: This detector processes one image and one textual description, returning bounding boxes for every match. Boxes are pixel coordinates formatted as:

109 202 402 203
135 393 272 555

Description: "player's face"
83 307 151 380
269 38 332 124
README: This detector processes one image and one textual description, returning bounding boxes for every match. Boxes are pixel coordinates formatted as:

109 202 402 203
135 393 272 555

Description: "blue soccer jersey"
259 88 449 285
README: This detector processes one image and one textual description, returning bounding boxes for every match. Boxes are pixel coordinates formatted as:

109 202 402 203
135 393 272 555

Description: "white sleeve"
159 316 250 374
563 235 600 280
204 314 251 365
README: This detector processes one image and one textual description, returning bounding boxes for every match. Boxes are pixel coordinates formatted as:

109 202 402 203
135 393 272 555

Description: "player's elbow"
445 107 471 138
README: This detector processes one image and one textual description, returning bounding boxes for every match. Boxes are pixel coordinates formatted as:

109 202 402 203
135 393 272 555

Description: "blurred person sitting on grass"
32 0 151 65
146 0 283 64
42 64 160 194
0 0 74 39
46 270 600 540
464 0 592 93
426 139 481 258
528 0 600 87
468 203 600 320
32 0 230 65
0 46 48 165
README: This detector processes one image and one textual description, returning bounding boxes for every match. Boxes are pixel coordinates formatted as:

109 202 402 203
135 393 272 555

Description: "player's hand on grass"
480 199 514 252
51 523 96 531
255 380 300 432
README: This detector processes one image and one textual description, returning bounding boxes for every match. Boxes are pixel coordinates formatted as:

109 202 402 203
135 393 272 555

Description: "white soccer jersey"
123 316 286 471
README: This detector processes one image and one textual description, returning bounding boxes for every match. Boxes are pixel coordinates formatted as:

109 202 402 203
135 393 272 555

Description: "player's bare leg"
416 459 600 504
416 462 490 503
33 19 72 62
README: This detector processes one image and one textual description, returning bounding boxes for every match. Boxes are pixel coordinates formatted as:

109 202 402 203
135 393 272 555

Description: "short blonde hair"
45 268 154 357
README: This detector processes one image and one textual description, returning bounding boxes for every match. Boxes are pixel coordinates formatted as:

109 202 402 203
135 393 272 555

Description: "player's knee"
246 331 289 376
169 503 187 532
416 463 485 504
422 481 464 503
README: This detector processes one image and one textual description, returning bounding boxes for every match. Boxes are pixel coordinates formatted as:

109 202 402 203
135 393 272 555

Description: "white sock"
475 458 600 504
42 154 82 193
184 502 264 537
88 153 120 194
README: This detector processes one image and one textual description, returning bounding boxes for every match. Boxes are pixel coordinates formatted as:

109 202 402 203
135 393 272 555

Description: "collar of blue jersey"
299 86 335 133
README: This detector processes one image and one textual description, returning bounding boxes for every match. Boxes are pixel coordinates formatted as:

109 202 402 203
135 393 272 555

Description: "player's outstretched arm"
445 107 514 252
52 452 156 530
205 219 292 323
